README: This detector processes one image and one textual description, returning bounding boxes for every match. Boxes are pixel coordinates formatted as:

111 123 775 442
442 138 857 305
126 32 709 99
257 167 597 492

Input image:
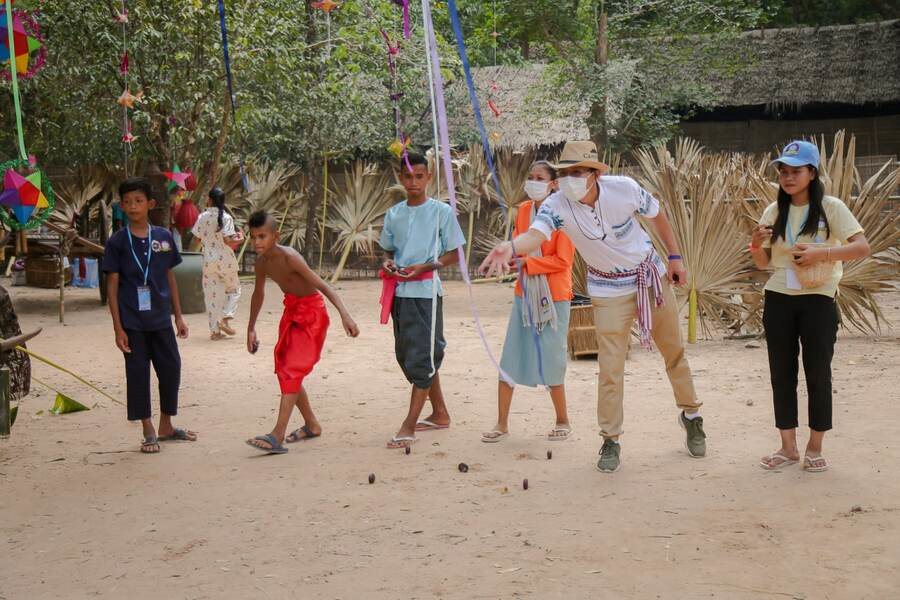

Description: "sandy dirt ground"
1 279 899 600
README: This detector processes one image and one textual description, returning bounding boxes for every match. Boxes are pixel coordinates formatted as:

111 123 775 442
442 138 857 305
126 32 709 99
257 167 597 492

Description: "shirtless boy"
245 211 359 454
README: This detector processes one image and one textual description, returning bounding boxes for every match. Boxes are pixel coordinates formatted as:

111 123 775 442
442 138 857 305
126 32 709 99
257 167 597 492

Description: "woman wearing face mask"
191 187 244 340
752 141 869 472
480 141 704 474
482 161 575 443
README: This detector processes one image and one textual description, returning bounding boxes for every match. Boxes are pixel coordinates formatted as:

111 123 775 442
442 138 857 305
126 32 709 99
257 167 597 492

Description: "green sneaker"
679 411 706 458
596 438 621 473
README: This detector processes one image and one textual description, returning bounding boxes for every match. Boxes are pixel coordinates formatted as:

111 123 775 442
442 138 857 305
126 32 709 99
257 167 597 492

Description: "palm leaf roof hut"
674 20 900 169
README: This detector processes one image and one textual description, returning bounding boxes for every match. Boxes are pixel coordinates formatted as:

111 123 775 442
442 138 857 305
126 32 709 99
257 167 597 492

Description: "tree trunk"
304 157 321 258
589 7 609 150
208 86 233 190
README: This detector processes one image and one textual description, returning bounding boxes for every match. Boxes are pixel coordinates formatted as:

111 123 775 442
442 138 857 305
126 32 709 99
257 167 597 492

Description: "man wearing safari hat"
480 140 705 473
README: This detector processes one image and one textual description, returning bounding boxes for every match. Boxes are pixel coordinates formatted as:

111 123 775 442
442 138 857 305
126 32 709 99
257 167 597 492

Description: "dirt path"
2 281 898 599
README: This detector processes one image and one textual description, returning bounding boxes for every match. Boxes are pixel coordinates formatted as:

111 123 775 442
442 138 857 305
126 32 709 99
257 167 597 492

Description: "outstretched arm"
246 263 266 353
288 252 360 337
478 229 546 277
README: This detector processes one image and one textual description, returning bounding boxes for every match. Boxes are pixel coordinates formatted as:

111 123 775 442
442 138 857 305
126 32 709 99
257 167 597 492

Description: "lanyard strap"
786 206 809 247
126 225 152 285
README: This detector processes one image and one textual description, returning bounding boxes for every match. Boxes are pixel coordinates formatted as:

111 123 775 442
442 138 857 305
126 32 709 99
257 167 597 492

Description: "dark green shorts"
392 297 445 389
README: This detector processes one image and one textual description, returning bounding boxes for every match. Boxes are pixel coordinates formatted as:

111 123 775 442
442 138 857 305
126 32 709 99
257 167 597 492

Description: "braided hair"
208 187 226 232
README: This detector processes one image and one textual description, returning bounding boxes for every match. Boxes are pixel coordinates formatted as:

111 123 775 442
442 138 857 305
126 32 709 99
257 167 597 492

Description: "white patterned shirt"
530 176 664 298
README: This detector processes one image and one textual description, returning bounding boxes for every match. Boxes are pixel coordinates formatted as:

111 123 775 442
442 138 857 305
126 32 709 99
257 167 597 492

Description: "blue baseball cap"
771 140 820 169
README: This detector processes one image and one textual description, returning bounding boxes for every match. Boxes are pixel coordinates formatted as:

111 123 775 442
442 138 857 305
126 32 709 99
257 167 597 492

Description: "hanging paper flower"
119 51 129 75
114 10 129 23
312 0 340 12
388 137 411 159
0 7 47 81
117 88 143 109
0 159 56 231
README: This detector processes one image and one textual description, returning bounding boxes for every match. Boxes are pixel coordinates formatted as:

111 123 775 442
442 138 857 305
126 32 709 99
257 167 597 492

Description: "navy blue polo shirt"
103 225 182 331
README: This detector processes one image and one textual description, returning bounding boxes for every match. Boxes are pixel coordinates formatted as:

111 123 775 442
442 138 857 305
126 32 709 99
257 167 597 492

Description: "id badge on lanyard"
127 226 153 311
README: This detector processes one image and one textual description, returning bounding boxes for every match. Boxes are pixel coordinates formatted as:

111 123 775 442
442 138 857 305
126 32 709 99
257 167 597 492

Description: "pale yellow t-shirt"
760 196 863 298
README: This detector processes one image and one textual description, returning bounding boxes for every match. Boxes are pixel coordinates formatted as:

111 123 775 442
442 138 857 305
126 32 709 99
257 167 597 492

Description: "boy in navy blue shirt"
103 177 196 454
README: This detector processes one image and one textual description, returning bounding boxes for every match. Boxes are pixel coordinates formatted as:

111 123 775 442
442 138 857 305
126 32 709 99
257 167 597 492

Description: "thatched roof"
447 63 589 150
449 20 899 148
682 20 900 108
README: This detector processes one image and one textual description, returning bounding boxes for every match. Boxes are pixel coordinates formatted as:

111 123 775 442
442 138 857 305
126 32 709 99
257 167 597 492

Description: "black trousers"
762 291 838 432
123 327 181 421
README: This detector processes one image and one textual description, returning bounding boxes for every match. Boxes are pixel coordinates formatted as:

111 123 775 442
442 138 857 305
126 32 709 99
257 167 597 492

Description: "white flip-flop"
759 452 798 470
481 430 508 443
547 425 573 441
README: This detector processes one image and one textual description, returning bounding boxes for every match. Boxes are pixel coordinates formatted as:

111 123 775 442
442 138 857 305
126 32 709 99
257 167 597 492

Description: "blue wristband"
668 254 682 261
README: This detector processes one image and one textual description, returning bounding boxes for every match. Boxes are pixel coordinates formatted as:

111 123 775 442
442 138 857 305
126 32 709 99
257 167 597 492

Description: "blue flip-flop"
246 433 288 455
285 424 320 444
158 427 197 442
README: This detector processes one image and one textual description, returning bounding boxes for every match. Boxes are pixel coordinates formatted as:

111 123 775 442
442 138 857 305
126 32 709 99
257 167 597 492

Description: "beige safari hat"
552 140 609 173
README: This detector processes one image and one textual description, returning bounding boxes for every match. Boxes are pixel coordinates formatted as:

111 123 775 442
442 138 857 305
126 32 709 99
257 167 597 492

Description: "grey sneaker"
596 439 621 473
679 412 706 458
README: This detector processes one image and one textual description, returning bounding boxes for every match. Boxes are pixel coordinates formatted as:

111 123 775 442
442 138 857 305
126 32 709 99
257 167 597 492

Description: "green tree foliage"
0 0 453 169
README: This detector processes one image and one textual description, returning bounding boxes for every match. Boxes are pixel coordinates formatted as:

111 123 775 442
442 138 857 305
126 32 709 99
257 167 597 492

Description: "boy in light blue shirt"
380 152 466 448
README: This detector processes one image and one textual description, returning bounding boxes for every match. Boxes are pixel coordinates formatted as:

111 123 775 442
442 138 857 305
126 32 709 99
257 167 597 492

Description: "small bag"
795 243 833 289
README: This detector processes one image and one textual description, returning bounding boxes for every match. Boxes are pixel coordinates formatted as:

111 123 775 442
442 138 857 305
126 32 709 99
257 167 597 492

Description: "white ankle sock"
683 411 700 420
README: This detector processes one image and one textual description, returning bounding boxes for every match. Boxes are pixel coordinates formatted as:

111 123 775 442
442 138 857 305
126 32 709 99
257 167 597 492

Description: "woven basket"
25 256 72 289
795 243 833 289
567 304 598 358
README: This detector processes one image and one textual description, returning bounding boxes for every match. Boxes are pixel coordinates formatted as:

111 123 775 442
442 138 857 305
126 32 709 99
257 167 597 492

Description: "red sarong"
274 293 330 394
379 268 434 324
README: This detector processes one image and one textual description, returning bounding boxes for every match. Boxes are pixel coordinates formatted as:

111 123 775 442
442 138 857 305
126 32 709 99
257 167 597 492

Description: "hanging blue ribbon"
217 0 249 192
446 0 505 211
447 0 545 386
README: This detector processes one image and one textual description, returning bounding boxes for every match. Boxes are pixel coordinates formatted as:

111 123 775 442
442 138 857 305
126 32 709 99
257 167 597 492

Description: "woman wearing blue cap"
750 140 870 472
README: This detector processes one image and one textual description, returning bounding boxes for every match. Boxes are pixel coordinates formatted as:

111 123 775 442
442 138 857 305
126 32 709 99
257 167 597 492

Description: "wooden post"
0 367 10 438
688 287 698 343
58 240 65 324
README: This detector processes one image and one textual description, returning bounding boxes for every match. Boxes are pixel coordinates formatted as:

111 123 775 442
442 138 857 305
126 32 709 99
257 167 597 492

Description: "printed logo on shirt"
151 240 172 253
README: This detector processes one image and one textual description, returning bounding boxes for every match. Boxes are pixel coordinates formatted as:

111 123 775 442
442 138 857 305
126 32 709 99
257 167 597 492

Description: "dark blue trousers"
123 327 181 421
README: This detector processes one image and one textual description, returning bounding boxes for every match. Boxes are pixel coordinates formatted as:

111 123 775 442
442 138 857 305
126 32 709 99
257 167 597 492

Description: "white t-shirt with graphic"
530 175 664 298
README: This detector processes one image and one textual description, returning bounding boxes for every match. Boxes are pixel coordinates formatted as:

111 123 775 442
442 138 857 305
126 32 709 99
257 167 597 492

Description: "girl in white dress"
191 188 244 340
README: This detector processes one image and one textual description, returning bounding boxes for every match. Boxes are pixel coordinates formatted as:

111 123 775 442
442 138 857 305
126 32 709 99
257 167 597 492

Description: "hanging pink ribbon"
421 0 513 385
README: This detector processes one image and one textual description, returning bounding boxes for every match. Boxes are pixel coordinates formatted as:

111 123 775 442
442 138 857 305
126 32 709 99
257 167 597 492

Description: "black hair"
248 209 275 230
118 177 153 201
403 151 429 171
209 187 226 231
531 160 558 180
771 165 829 243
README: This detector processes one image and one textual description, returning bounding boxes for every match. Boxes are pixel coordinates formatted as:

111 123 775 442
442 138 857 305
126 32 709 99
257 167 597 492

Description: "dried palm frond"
636 138 759 338
456 145 491 265
494 146 535 237
816 131 900 333
327 160 394 282
474 206 509 257
52 166 118 234
572 252 588 297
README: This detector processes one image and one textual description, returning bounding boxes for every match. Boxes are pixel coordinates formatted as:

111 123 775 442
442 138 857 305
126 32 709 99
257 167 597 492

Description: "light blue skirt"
499 296 570 387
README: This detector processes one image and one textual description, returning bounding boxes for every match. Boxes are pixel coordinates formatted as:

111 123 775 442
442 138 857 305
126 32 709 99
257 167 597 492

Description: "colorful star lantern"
163 166 196 192
0 168 49 225
312 0 340 12
0 6 46 79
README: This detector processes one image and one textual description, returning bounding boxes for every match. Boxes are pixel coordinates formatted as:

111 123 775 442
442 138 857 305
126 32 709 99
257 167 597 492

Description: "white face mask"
523 180 551 200
558 176 591 202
